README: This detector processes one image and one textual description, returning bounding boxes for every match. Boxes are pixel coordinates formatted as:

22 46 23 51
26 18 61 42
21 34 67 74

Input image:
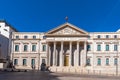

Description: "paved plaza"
0 71 120 80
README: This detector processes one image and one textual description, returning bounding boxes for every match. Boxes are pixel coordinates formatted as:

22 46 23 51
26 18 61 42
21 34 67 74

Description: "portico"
45 22 89 68
47 41 87 67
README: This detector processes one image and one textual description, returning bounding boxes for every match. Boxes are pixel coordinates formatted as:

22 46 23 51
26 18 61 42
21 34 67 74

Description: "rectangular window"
23 59 27 66
86 58 91 66
43 45 46 51
114 45 118 51
106 45 109 51
24 45 28 51
97 35 101 38
4 29 8 31
114 35 117 38
97 45 101 51
42 59 46 64
14 59 18 65
87 45 91 51
106 58 109 65
106 35 109 38
43 36 46 39
114 58 118 65
16 36 19 39
24 36 28 39
31 59 35 66
33 36 36 39
32 45 36 51
97 58 101 65
15 45 19 52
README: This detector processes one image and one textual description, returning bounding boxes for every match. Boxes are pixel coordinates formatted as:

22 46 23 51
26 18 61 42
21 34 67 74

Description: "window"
97 45 101 51
16 36 19 39
31 59 35 66
106 45 109 51
14 59 18 65
23 59 27 66
114 58 118 65
15 45 19 52
106 58 109 65
24 36 28 39
42 59 46 64
106 35 109 38
114 35 117 38
97 35 101 38
33 36 36 39
43 36 46 39
114 45 118 51
88 36 90 39
43 44 46 51
87 45 91 51
32 45 36 51
4 29 8 31
86 58 91 66
97 58 101 65
24 45 28 51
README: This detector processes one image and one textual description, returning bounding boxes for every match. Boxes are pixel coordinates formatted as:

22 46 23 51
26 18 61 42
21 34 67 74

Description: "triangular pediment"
45 22 88 37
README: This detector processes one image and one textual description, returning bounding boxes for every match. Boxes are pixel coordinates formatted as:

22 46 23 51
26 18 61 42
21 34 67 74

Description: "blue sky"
0 0 120 32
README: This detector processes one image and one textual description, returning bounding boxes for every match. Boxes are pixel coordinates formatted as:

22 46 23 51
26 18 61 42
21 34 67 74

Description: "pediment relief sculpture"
45 22 89 37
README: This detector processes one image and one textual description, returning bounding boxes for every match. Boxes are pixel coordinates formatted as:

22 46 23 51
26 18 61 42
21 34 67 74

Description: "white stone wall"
11 25 120 75
12 32 47 70
0 21 16 59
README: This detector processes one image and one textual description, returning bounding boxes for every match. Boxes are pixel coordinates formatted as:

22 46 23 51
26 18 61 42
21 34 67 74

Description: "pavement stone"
0 71 120 80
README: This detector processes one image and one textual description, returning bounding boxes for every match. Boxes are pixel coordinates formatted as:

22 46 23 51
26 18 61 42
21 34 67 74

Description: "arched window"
114 58 118 65
106 58 109 65
15 45 19 51
14 59 18 65
97 58 101 65
97 45 101 51
31 59 35 66
24 45 28 51
23 59 27 66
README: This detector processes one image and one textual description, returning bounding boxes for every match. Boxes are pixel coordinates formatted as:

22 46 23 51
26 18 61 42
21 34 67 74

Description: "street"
0 71 120 80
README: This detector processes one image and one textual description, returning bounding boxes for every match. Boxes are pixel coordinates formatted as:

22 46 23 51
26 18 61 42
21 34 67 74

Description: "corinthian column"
53 42 56 66
60 42 63 66
84 41 87 66
76 41 79 66
69 42 72 66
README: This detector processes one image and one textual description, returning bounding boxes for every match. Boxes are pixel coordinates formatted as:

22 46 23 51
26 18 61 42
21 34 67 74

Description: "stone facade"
11 22 120 75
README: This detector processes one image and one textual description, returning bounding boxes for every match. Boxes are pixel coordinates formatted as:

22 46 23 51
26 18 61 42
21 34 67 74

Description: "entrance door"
64 55 69 66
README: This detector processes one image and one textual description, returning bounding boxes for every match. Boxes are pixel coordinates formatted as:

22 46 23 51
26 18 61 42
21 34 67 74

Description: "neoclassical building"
11 22 120 74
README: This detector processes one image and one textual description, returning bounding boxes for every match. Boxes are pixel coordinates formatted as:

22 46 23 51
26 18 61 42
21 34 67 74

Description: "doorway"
64 55 69 66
